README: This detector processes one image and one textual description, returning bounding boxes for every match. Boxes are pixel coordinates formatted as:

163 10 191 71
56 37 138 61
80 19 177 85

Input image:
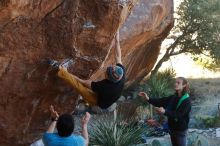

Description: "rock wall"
0 0 173 145
91 0 174 87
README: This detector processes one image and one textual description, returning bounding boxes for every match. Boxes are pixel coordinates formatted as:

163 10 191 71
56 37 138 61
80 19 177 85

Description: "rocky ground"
189 78 220 127
188 78 220 146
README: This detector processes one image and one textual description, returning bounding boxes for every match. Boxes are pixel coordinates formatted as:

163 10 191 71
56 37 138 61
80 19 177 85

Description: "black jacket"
91 64 125 109
148 94 191 131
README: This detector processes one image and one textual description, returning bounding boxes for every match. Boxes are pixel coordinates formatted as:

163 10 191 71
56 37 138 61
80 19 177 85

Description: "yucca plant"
89 113 144 146
156 68 176 85
135 68 175 107
148 68 175 98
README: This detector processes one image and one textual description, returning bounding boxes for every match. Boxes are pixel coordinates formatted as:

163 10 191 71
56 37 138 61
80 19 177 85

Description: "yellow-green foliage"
88 114 144 146
134 68 176 107
195 115 220 128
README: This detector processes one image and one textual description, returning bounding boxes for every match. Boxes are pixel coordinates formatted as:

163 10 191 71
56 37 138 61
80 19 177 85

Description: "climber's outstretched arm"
115 30 122 64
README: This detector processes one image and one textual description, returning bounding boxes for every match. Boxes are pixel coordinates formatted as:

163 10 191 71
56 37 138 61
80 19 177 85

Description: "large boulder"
92 0 174 87
0 0 173 145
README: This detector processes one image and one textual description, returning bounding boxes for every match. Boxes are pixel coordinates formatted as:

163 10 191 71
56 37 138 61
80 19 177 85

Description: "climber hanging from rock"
47 30 125 110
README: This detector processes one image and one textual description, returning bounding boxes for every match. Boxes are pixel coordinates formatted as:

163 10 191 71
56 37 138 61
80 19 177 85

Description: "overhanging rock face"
91 0 174 87
0 0 173 145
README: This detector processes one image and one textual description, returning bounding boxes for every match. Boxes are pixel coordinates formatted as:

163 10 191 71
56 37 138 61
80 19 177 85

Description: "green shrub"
134 68 176 107
195 115 220 128
89 114 144 146
123 68 175 98
156 68 176 84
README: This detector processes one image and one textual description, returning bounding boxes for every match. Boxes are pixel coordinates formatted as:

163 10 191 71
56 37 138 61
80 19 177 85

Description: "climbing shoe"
47 59 59 68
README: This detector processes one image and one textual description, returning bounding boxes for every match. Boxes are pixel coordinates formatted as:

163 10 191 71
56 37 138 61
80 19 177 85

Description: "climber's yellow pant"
58 68 98 106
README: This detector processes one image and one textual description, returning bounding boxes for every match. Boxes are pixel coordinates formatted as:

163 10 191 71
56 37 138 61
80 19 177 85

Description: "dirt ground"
189 78 220 116
189 78 220 146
